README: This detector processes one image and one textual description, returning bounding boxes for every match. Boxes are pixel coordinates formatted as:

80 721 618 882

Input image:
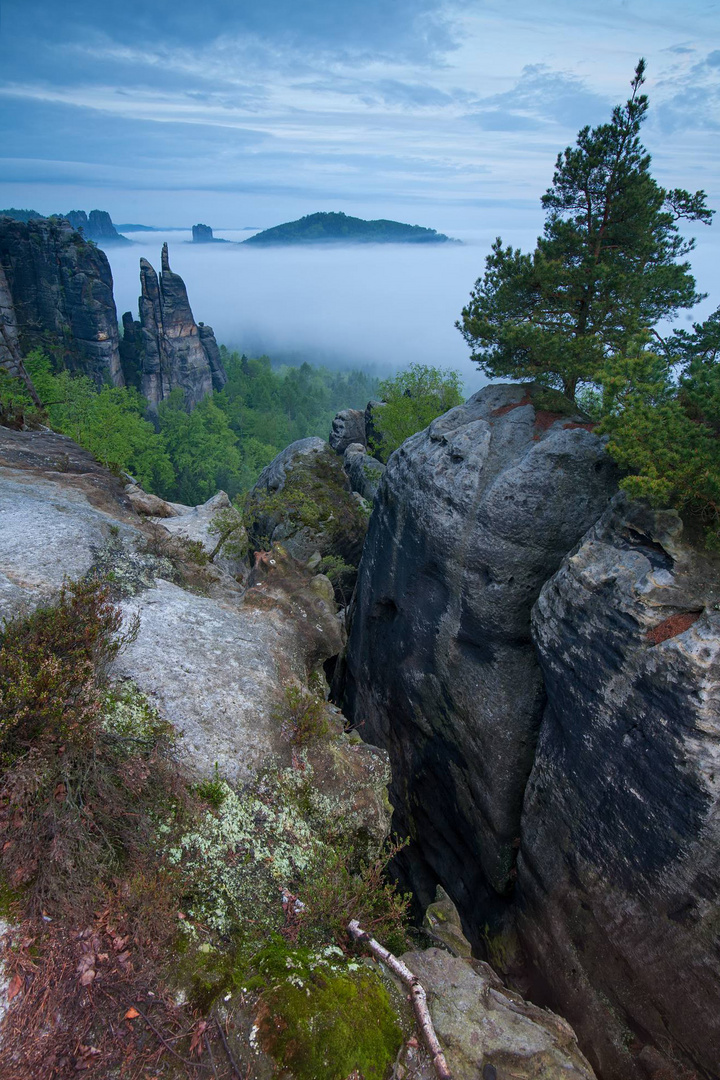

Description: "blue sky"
0 0 719 233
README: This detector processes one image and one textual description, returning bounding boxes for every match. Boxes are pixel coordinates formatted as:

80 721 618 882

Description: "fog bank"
105 222 719 396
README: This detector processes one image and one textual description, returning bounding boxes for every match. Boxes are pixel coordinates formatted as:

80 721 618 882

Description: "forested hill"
242 211 456 245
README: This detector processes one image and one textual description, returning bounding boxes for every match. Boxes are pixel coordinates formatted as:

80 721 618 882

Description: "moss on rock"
253 942 403 1080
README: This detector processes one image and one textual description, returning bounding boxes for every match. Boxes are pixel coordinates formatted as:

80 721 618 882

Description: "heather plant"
0 577 138 755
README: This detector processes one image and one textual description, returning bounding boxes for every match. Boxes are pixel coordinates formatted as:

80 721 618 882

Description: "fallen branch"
348 919 452 1080
214 1016 245 1080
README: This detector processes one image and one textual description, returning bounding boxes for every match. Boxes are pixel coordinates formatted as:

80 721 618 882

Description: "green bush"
597 324 720 546
371 363 464 459
0 577 136 753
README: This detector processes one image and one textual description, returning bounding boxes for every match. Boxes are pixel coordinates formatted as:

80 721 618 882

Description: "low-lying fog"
105 223 719 395
105 225 540 394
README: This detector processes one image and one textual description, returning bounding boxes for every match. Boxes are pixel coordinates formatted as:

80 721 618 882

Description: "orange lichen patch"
533 410 565 432
563 421 597 432
490 394 532 418
646 611 701 645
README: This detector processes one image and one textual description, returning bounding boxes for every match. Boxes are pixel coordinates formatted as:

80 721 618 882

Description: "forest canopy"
0 350 379 505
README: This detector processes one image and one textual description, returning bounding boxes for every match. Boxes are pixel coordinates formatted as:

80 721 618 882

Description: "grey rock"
343 442 385 501
329 408 366 454
517 494 720 1080
398 948 596 1080
254 437 327 493
341 383 618 926
64 209 131 245
120 243 226 408
154 490 248 579
0 428 346 787
114 562 343 783
0 217 123 386
0 427 140 619
422 885 473 958
125 483 179 518
192 223 214 242
247 438 369 570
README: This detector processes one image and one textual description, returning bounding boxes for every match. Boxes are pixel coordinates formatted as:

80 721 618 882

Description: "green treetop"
370 363 464 459
457 60 714 401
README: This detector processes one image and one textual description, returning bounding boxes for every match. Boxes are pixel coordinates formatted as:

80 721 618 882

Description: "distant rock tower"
192 223 214 243
119 243 226 409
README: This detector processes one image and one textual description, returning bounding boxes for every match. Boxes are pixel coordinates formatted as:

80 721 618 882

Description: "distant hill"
242 211 457 246
116 223 158 232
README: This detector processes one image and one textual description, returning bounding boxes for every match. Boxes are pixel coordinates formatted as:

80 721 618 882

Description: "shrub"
0 577 137 754
277 680 330 746
300 836 411 955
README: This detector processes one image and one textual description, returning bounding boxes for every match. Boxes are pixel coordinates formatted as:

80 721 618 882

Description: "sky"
1 0 719 381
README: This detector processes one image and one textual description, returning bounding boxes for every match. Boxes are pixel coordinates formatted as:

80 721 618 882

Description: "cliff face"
64 209 131 245
120 243 227 408
518 496 720 1080
341 384 720 1079
341 383 618 918
0 217 123 386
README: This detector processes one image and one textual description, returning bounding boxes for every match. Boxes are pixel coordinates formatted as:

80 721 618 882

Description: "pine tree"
457 60 714 400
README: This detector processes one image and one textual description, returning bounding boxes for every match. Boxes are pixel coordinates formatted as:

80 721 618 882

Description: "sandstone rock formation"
0 426 342 785
329 407 366 453
343 442 385 501
517 494 720 1080
341 383 618 925
0 217 123 386
192 223 225 243
64 209 131 245
246 437 369 571
398 949 596 1080
0 419 603 1077
119 243 227 408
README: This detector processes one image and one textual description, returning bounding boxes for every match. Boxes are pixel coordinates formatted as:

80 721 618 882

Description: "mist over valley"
105 215 719 393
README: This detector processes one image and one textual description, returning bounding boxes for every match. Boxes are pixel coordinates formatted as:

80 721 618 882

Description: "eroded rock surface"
344 442 385 501
0 428 345 786
329 408 366 453
341 383 618 928
119 243 226 408
0 217 123 386
518 495 720 1080
399 949 596 1080
246 437 369 571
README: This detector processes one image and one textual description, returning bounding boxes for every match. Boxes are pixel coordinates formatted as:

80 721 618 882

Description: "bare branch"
348 919 452 1080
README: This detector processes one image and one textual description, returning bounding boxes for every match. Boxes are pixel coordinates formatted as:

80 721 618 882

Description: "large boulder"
341 383 618 929
344 442 385 501
329 408 366 454
517 495 720 1080
0 428 344 785
397 949 596 1080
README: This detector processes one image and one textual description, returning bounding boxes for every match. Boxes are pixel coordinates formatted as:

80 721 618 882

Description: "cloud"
655 48 720 133
2 0 467 66
467 65 612 132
